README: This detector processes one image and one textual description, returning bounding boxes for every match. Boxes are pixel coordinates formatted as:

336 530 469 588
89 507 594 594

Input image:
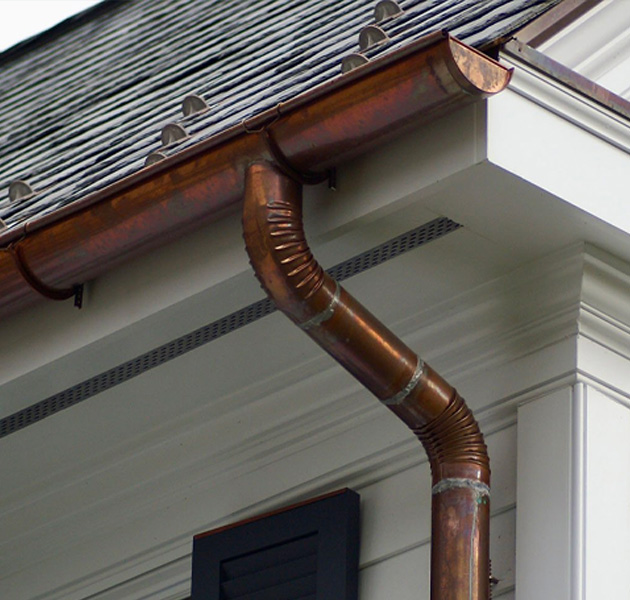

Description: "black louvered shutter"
191 489 360 600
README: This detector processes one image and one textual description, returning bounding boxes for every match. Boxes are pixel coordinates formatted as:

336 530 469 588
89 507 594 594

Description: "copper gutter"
0 32 509 318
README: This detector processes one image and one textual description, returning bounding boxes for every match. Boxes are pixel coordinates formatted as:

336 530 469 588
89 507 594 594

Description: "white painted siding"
1 239 618 600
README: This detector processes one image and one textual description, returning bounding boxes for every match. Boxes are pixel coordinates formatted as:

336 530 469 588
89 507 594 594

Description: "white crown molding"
499 49 630 155
579 245 630 357
573 245 630 402
398 243 585 380
579 305 630 362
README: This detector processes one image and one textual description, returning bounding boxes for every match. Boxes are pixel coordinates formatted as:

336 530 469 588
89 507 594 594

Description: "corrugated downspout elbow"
241 36 509 600
243 163 490 599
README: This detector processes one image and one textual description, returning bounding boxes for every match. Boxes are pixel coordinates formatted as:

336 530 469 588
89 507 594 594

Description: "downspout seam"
432 478 490 498
299 280 341 330
382 359 425 406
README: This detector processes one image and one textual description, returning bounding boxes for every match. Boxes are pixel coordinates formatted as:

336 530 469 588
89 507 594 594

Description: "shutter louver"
191 489 359 600
220 533 318 600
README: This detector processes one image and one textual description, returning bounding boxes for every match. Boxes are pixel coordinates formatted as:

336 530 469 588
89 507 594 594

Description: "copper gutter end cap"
448 36 513 95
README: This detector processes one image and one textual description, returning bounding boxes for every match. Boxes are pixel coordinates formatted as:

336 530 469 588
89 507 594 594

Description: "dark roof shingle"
0 0 560 229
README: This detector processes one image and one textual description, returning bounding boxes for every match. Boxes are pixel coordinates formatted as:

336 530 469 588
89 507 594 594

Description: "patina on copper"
243 161 490 600
0 33 511 318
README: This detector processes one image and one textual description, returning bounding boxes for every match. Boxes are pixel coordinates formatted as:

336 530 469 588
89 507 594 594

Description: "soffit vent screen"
191 489 360 600
0 217 460 439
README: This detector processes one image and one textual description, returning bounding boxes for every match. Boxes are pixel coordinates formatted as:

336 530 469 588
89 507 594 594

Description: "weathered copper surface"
243 161 490 600
0 33 511 318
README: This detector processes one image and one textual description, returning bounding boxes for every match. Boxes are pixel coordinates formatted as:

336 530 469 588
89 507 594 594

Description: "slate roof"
0 0 560 231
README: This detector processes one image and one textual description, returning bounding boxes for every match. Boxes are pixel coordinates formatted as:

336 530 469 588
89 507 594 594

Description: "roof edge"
0 0 114 64
503 38 630 120
513 0 605 48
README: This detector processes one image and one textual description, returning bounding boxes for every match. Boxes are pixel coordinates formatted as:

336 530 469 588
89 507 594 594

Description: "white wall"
6 236 624 600
517 384 630 600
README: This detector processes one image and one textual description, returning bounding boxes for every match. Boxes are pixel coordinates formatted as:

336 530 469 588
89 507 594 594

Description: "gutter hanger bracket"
6 243 84 308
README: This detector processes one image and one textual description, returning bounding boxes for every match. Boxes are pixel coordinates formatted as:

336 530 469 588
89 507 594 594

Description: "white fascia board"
490 51 630 248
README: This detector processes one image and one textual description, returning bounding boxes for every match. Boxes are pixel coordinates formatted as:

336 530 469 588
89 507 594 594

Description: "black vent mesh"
0 217 460 438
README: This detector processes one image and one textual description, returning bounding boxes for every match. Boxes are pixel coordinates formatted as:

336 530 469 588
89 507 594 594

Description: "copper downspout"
243 162 490 600
0 33 510 319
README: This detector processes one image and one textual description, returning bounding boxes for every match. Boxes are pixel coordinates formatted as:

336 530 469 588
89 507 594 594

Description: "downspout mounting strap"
7 244 84 308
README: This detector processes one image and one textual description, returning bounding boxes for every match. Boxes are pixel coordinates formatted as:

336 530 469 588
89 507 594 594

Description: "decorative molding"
397 243 585 379
579 245 630 361
499 49 630 155
579 306 630 361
